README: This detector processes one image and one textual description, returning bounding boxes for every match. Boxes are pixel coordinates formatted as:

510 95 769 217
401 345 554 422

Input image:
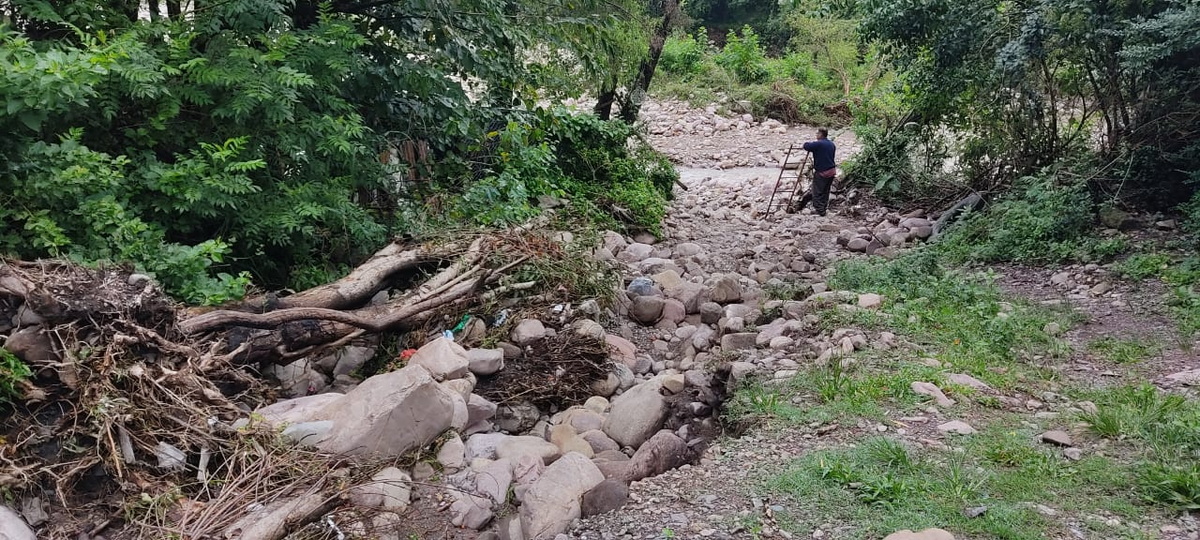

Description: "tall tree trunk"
166 0 182 19
618 0 679 124
594 79 617 120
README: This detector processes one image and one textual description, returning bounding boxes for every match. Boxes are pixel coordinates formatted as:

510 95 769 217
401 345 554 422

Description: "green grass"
1113 253 1200 340
1079 384 1200 510
767 426 1141 539
1087 337 1161 364
826 251 1074 389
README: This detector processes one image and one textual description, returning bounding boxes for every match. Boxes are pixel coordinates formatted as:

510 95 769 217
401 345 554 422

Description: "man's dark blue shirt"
803 138 837 173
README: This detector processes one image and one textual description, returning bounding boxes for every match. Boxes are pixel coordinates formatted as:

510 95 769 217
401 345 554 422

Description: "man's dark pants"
811 170 834 215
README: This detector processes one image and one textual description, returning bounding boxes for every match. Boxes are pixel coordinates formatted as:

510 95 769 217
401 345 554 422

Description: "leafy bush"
0 349 32 404
660 30 708 76
715 26 770 84
937 176 1100 264
544 110 673 233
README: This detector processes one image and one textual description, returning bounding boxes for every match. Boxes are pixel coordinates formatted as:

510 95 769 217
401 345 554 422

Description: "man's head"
817 128 828 139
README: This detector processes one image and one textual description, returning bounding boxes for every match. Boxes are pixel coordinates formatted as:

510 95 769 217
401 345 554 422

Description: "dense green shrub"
715 26 770 84
546 110 675 233
660 30 708 75
936 175 1117 264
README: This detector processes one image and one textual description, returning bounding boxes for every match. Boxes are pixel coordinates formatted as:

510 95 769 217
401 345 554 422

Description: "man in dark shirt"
801 128 837 216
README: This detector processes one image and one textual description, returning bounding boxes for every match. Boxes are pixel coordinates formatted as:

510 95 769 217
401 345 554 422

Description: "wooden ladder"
765 144 809 215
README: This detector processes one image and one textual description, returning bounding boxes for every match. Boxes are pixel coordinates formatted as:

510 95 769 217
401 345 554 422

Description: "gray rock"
625 431 689 482
580 430 620 454
409 337 471 381
666 283 706 314
674 242 702 257
350 467 412 512
333 345 374 378
708 275 743 304
618 243 654 263
496 436 561 465
467 348 506 376
499 341 523 358
281 421 333 446
581 479 629 517
945 373 992 392
438 433 466 470
720 333 758 351
476 458 514 504
937 420 976 435
613 363 636 391
511 319 547 346
606 334 638 367
520 453 605 540
1041 430 1073 446
602 230 627 254
156 442 186 471
255 393 342 427
591 372 620 397
847 238 870 252
857 293 883 309
265 358 328 398
626 277 661 298
652 270 685 290
602 380 668 449
450 492 494 530
15 498 46 528
314 364 458 456
495 402 541 433
629 296 665 325
661 298 687 324
2 327 56 364
468 394 498 427
699 302 723 325
571 319 606 341
466 432 509 461
911 381 955 408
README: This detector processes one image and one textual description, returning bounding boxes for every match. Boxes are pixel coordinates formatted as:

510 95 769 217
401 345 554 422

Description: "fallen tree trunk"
231 240 468 312
180 238 516 364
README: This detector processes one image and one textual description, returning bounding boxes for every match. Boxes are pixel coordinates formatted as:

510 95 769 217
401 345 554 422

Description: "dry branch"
233 239 467 312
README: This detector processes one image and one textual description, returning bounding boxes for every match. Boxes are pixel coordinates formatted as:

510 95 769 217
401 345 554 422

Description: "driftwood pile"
0 227 610 538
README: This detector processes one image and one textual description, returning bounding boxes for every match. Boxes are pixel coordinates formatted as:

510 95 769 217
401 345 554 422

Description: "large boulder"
0 505 36 540
519 453 605 540
601 380 667 449
314 365 457 456
255 393 343 425
409 338 470 380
